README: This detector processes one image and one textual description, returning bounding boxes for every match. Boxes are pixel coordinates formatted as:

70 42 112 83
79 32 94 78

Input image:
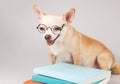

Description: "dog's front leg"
72 48 81 66
49 53 56 64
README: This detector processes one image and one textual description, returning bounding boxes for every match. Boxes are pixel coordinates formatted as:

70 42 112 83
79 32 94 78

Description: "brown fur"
111 63 120 74
50 24 120 74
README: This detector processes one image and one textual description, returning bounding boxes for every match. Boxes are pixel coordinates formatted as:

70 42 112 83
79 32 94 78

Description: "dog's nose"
45 35 51 40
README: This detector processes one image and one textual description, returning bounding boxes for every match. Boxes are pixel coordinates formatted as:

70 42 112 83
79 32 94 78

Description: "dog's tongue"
46 40 54 46
46 35 60 46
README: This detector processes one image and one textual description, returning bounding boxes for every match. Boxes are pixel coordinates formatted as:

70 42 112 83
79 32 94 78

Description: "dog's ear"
33 4 46 19
62 8 75 23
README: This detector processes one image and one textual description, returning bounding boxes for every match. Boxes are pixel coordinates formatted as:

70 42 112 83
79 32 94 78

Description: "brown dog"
34 5 120 75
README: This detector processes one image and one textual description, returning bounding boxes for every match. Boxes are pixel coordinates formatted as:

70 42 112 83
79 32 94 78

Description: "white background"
0 0 120 84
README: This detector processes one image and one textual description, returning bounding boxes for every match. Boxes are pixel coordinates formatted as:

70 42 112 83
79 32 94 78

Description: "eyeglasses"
37 24 65 35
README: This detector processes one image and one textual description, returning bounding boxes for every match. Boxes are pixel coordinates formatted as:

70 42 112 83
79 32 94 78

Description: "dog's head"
34 5 75 46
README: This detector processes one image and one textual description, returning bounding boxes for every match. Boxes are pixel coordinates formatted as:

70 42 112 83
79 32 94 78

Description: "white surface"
0 0 120 84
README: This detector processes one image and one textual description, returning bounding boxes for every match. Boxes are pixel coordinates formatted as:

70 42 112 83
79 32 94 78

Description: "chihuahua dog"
33 5 120 74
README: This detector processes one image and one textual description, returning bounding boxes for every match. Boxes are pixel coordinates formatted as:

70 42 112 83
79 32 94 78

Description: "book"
32 74 110 84
33 63 111 84
24 79 43 84
32 74 75 84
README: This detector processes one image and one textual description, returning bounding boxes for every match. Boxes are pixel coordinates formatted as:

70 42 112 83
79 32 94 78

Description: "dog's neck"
63 24 78 45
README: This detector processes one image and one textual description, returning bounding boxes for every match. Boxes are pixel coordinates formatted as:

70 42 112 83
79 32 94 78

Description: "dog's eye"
40 27 45 31
37 25 46 34
39 27 46 33
52 26 61 35
53 27 61 31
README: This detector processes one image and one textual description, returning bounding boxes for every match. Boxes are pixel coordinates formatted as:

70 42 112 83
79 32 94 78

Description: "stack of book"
24 63 111 84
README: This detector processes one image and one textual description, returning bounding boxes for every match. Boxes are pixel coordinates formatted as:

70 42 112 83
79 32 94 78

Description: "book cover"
33 63 111 84
32 74 110 84
24 79 43 84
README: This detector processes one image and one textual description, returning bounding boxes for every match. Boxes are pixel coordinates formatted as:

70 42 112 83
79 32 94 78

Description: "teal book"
32 74 75 84
33 63 111 84
32 74 110 84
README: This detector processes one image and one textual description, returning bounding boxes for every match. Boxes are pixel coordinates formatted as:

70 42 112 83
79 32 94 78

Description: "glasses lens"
37 24 46 34
52 25 61 35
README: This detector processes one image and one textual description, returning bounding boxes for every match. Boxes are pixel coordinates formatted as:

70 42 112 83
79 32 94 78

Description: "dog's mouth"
46 34 60 46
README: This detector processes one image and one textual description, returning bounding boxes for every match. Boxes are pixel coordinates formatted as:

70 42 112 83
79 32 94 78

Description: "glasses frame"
37 24 65 35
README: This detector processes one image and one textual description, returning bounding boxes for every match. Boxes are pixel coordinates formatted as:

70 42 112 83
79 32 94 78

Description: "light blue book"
33 63 111 84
